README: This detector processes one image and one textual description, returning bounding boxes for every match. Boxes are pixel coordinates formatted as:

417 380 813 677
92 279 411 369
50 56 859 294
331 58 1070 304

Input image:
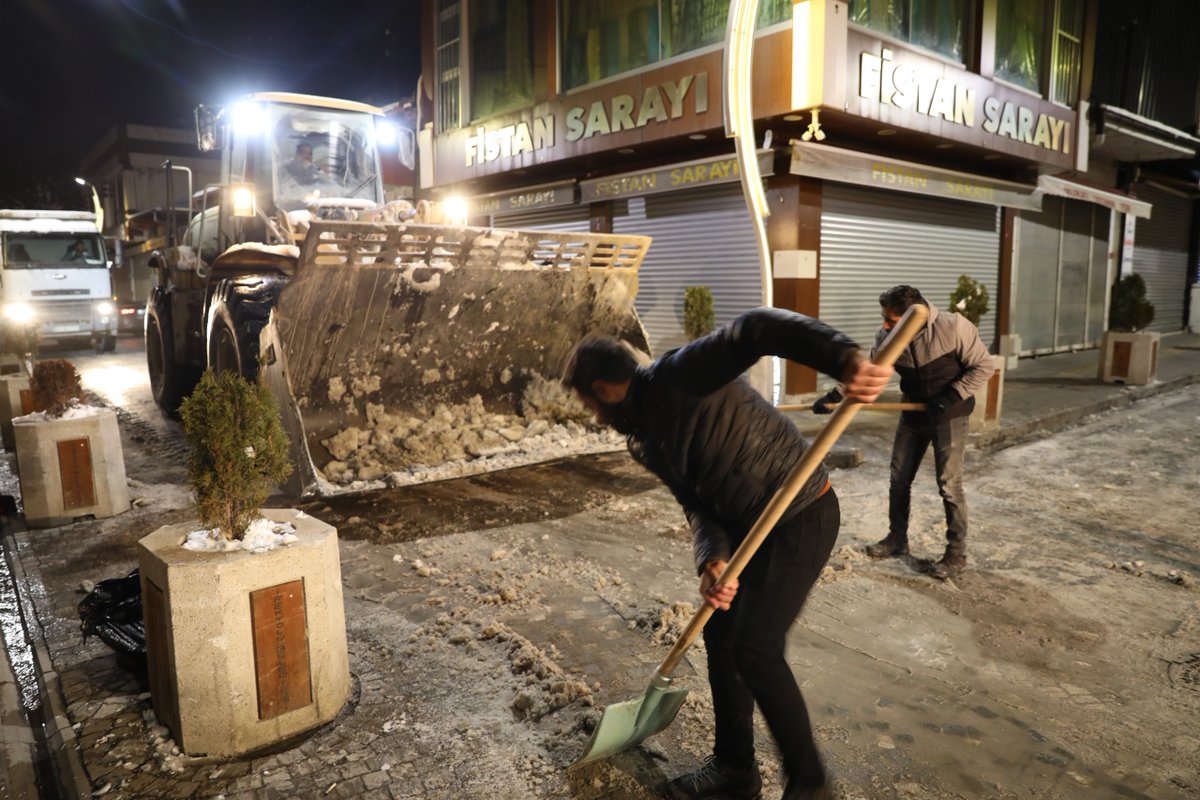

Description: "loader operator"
812 284 994 579
285 142 326 185
564 308 892 800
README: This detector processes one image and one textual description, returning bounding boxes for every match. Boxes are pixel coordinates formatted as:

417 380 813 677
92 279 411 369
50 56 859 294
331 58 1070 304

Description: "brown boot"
865 534 908 559
929 548 967 579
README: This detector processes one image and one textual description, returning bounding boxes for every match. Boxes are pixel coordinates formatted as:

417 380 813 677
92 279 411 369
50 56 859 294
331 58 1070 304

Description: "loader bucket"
261 220 651 495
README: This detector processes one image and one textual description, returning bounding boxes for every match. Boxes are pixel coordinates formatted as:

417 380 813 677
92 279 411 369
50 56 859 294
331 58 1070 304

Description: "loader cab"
196 94 391 255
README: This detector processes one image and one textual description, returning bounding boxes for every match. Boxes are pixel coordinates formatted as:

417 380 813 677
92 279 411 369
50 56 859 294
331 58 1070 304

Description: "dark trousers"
888 413 969 551
703 489 840 788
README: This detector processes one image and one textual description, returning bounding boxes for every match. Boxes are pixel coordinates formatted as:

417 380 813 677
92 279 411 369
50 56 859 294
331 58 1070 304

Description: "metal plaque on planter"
57 438 96 510
250 580 313 720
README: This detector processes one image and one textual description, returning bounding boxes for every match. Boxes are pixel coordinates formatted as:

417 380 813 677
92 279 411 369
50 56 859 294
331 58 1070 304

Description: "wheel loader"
144 92 650 496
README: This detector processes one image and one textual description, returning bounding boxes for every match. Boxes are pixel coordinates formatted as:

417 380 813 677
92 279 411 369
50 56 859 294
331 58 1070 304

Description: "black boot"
666 756 762 800
865 534 909 559
929 547 967 579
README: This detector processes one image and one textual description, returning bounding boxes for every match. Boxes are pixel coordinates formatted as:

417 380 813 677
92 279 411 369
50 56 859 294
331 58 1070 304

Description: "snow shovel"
573 303 928 766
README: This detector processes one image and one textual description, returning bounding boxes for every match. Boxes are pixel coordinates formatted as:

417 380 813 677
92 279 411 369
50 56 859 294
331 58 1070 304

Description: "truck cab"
0 210 117 352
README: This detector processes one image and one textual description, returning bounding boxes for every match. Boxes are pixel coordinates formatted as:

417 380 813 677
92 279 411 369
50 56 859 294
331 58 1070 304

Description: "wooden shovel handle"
656 304 928 678
775 401 926 412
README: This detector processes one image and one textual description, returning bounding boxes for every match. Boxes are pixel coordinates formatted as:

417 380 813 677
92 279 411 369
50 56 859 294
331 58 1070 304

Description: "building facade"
418 0 1196 394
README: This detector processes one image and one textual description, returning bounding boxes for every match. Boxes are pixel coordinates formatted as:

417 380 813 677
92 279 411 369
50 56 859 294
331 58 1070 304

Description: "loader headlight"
96 301 114 316
376 120 398 146
229 101 266 136
231 184 257 218
3 303 36 324
444 196 469 226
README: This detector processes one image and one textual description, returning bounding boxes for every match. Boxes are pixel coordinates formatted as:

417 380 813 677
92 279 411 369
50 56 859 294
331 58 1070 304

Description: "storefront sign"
580 150 774 202
469 181 576 216
859 48 1072 155
790 140 1042 211
464 72 710 167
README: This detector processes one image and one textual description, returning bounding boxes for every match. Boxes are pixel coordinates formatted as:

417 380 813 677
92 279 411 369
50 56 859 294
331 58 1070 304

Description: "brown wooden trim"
996 206 1015 350
589 201 613 233
765 175 822 395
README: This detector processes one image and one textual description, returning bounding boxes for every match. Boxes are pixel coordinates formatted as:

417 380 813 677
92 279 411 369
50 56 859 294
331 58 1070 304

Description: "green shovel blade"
574 676 689 765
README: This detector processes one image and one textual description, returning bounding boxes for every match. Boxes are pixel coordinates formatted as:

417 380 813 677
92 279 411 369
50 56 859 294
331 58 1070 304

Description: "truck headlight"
96 301 115 316
3 303 36 324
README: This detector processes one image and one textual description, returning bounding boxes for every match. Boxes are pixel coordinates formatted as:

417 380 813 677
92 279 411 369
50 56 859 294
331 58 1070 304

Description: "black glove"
925 389 958 415
812 388 843 415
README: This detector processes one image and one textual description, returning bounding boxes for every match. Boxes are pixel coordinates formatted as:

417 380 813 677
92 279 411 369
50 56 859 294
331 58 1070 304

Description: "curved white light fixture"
724 0 773 310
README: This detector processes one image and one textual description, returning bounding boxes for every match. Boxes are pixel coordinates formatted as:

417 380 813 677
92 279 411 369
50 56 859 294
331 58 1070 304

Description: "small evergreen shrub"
1108 273 1155 332
30 359 83 417
179 370 292 541
949 275 989 326
683 286 716 341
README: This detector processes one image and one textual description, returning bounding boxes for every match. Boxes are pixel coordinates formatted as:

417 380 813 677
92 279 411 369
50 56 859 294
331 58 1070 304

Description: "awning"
790 140 1042 211
1037 175 1152 219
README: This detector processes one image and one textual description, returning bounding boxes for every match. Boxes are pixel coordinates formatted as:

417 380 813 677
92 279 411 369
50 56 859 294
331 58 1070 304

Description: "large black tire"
96 333 117 353
145 303 195 415
206 279 278 382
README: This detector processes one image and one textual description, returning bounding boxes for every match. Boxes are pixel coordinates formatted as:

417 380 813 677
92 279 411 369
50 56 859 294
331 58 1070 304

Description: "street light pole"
74 176 105 233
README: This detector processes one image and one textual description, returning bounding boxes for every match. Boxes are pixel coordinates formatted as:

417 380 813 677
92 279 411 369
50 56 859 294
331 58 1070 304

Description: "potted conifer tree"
12 359 129 527
1099 273 1158 385
949 275 1004 432
683 285 716 341
137 369 350 757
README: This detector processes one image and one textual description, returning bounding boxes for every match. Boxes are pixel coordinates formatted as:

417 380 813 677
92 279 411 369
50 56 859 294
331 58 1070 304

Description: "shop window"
560 0 791 91
469 1 534 121
848 0 966 62
1050 0 1084 105
996 0 1084 103
436 0 463 132
995 0 1045 91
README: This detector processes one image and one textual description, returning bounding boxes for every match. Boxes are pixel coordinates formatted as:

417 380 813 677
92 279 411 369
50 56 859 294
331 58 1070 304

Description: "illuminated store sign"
859 49 1071 154
464 72 710 167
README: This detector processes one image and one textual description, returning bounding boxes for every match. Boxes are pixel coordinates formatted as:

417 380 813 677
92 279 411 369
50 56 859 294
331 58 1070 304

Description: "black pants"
703 489 840 788
888 413 969 551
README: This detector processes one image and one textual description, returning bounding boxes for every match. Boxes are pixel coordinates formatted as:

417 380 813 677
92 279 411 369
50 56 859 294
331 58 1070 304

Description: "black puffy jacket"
624 308 859 573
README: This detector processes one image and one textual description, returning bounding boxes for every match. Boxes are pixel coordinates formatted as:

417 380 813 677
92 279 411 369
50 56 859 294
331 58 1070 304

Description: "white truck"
0 210 118 352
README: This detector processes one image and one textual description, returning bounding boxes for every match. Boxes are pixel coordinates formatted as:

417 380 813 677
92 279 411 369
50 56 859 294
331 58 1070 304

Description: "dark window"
561 0 791 91
436 0 463 132
995 0 1046 91
848 0 966 62
469 1 535 121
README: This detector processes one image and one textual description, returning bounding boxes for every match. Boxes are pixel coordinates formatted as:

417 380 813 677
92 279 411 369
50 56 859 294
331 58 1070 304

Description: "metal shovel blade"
574 674 689 765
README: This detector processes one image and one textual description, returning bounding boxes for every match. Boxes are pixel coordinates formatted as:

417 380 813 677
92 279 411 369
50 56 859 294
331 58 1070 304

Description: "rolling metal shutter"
1014 196 1110 354
819 183 1000 355
493 204 591 232
1133 184 1191 333
612 184 762 356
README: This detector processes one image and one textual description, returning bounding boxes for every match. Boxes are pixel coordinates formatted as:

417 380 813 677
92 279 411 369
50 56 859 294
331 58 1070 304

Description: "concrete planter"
1098 330 1160 385
137 509 350 757
12 407 130 527
969 355 1005 433
0 372 34 451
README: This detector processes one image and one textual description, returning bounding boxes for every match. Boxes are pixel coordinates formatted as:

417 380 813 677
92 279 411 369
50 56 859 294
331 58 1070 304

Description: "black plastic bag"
78 569 146 660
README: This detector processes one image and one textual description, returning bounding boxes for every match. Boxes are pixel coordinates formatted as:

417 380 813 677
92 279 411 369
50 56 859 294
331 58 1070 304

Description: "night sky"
0 0 422 205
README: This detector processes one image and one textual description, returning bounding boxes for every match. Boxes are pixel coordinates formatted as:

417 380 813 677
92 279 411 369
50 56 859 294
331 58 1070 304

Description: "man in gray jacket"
813 285 993 578
564 308 891 800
